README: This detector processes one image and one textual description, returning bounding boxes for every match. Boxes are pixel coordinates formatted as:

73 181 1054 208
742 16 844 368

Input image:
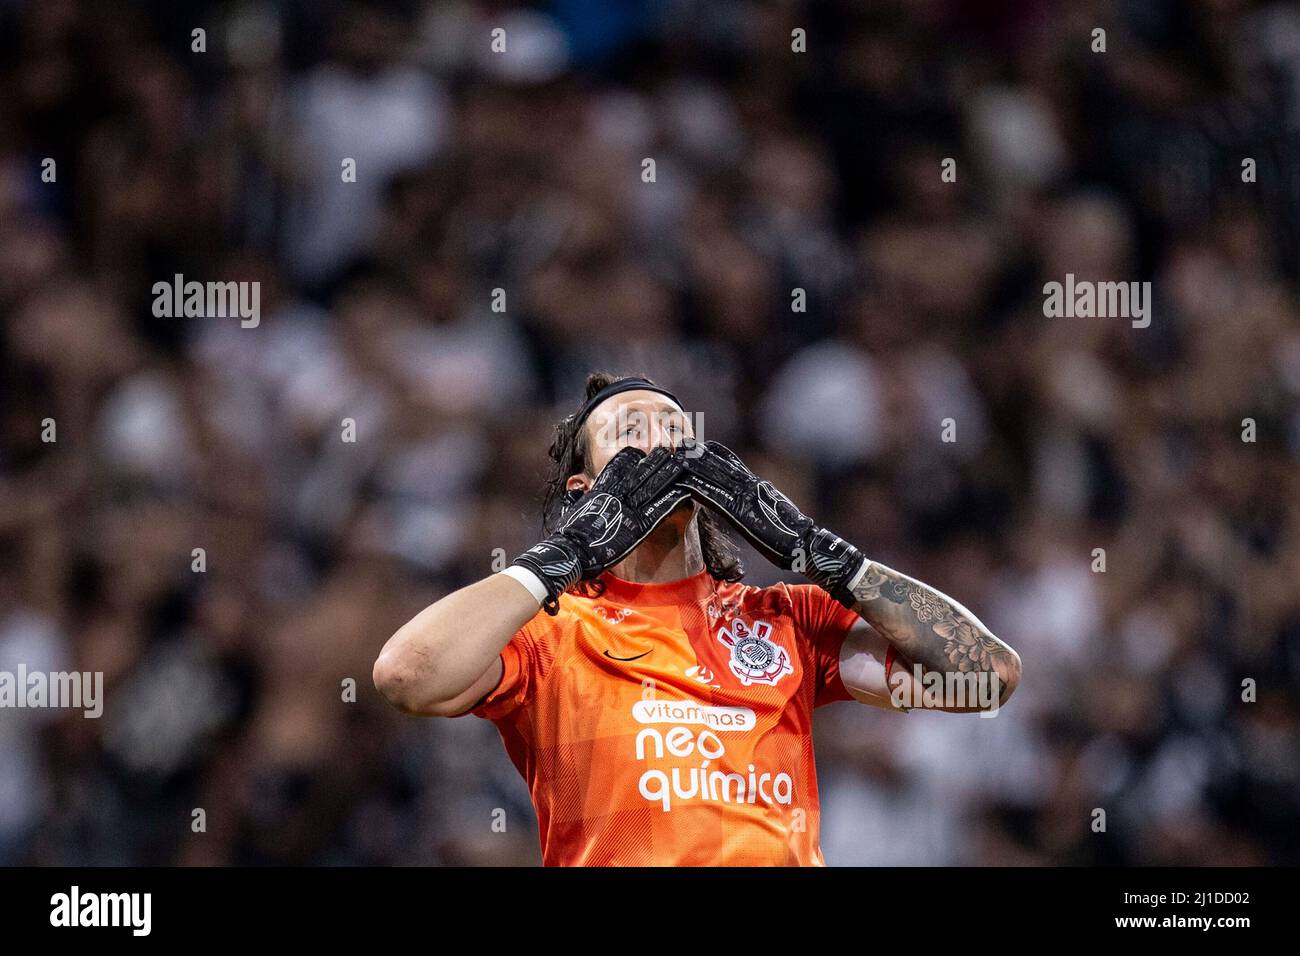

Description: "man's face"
568 389 694 494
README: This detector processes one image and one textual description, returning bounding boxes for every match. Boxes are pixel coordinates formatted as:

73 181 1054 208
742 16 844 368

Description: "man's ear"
565 474 591 494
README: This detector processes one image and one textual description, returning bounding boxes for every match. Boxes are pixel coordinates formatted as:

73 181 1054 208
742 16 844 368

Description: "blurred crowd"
1 0 1298 865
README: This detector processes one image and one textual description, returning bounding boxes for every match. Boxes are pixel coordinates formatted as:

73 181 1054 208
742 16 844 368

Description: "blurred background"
1 0 1299 865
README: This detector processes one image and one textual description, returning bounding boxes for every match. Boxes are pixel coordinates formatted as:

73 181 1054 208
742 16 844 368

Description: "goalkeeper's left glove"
675 437 867 608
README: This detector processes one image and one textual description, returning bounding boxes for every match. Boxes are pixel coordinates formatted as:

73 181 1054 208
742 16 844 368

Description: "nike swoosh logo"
603 649 651 662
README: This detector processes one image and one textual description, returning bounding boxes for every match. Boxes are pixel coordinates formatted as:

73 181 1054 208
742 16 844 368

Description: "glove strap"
509 538 582 616
803 527 868 609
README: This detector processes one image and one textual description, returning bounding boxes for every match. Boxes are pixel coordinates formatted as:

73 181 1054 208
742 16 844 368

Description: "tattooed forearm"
851 562 1021 702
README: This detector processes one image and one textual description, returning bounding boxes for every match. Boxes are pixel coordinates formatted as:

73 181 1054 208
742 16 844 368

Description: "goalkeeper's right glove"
507 445 689 614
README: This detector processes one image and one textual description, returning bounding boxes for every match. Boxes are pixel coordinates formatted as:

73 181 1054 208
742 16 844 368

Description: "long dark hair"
541 372 745 598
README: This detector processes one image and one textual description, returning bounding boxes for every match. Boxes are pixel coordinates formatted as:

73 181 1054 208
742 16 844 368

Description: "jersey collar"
597 568 718 606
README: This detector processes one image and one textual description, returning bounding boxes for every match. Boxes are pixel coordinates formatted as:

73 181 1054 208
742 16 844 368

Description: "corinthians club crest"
716 618 793 686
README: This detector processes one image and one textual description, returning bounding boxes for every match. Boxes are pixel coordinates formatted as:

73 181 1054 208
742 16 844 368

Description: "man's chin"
655 498 697 533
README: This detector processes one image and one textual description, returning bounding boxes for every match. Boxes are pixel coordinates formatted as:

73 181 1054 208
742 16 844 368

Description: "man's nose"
646 429 682 454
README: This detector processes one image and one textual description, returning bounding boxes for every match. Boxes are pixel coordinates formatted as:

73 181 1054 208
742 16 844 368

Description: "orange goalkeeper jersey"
455 568 861 866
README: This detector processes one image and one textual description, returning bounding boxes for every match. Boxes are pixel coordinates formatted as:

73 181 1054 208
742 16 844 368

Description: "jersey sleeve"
785 583 860 708
456 612 552 721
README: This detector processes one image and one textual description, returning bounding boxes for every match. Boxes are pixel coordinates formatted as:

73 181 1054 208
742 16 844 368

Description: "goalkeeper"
374 373 1022 866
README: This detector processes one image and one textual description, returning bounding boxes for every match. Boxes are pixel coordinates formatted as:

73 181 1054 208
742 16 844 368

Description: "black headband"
572 378 683 432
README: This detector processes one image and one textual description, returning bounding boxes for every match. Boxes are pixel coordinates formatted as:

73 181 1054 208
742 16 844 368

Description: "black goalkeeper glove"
510 445 690 614
675 437 867 608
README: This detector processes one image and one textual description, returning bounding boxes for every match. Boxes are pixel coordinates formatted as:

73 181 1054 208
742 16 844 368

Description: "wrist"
844 555 870 593
499 565 548 607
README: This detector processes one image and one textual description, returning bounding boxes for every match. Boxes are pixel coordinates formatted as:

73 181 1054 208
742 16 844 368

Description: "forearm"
848 560 1021 704
373 573 541 713
669 438 1021 709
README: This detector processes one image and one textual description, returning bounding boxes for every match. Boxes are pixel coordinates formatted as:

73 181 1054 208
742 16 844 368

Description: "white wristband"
844 556 870 594
500 565 548 607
